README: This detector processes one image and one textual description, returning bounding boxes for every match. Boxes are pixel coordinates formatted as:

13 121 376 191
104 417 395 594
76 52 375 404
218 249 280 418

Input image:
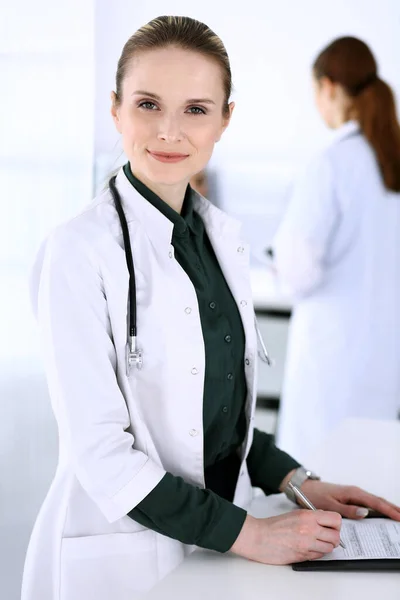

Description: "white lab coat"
21 167 257 600
273 120 400 464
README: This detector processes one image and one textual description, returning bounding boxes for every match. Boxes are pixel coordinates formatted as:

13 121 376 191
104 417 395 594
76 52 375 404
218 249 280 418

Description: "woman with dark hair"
273 37 400 463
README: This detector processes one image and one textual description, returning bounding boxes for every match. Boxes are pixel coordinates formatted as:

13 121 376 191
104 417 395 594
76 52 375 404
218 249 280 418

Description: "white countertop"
144 418 400 600
250 266 292 312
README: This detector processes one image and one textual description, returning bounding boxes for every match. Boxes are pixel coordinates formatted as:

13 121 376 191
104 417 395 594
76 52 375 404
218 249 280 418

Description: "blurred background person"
271 37 400 463
190 168 209 197
190 168 224 208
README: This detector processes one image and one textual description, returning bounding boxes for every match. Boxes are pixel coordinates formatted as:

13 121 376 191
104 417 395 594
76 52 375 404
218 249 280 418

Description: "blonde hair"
114 15 232 116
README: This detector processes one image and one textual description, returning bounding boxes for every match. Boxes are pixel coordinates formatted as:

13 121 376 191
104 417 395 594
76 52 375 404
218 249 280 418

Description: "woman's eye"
138 101 158 110
187 106 206 115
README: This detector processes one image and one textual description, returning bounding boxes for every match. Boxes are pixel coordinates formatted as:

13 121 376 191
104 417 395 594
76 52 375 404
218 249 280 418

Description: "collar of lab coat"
114 167 243 254
331 119 360 144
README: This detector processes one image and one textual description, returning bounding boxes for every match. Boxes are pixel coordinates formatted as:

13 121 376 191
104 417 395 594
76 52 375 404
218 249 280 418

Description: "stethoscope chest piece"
126 342 143 376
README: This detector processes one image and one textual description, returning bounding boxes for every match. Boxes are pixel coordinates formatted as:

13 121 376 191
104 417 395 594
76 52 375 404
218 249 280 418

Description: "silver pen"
287 481 346 549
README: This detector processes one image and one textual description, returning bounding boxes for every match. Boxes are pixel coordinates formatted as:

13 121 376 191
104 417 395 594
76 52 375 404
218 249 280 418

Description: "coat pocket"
60 531 158 600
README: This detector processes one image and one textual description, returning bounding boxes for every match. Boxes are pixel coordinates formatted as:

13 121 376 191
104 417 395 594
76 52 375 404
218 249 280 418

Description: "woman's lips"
147 150 189 163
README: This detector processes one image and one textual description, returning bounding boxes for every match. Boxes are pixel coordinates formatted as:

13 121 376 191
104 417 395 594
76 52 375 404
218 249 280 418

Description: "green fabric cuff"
199 499 247 553
130 472 247 553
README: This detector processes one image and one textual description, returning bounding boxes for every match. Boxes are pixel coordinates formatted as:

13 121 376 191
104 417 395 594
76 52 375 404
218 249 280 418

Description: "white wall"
95 0 400 213
1 3 95 598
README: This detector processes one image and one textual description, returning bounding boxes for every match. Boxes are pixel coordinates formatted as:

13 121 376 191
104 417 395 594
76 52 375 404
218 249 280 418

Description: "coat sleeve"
128 472 246 552
246 428 300 494
32 225 166 523
272 152 340 298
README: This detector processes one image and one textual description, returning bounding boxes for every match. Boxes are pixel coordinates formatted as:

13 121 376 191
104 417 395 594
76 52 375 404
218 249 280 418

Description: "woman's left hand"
300 480 400 521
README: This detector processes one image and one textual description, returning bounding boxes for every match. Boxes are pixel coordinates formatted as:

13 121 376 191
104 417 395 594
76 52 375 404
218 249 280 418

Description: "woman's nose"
157 115 185 143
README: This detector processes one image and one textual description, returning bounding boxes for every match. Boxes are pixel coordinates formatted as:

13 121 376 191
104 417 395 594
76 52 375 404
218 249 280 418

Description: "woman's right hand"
230 510 342 565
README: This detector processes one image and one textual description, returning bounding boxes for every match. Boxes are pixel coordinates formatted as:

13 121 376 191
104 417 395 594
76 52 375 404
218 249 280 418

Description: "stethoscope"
109 175 273 377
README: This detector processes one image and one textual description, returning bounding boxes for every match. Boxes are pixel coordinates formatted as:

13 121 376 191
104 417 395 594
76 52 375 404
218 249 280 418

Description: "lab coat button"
169 251 173 258
237 246 245 253
191 367 199 375
185 307 192 314
245 358 250 366
240 300 247 307
189 429 199 437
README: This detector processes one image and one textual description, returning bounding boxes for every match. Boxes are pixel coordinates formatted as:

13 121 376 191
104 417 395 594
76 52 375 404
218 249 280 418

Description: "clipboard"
292 558 400 572
292 518 400 570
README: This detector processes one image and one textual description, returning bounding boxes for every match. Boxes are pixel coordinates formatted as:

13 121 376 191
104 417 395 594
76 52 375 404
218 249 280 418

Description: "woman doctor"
272 37 400 463
22 20 400 600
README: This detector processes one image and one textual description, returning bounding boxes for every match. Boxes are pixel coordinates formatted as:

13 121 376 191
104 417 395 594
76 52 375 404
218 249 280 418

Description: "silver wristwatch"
284 466 321 504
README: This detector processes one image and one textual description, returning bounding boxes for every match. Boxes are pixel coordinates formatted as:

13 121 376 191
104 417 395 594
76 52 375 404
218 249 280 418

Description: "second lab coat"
273 120 400 464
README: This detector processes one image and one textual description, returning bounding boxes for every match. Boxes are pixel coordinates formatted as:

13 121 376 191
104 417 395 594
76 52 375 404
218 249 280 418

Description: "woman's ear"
320 77 337 100
216 101 235 142
110 91 122 133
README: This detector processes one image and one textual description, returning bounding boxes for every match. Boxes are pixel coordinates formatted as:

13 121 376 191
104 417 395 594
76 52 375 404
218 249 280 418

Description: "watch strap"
284 467 321 504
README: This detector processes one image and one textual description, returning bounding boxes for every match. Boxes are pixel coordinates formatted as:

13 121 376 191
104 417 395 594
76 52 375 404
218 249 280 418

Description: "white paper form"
318 519 400 561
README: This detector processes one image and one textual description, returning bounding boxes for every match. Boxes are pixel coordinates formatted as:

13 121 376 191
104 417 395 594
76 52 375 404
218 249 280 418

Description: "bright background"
1 2 399 598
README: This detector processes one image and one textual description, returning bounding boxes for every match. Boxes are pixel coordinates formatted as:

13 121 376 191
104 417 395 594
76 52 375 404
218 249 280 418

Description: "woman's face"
313 75 347 129
313 76 334 127
111 46 234 187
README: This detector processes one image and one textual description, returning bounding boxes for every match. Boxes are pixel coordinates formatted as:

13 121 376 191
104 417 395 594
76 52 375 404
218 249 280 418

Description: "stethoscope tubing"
109 176 273 374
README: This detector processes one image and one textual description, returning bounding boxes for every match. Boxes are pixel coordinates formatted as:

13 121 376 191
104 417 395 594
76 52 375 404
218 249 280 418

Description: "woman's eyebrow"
132 90 215 105
132 90 162 100
186 98 216 105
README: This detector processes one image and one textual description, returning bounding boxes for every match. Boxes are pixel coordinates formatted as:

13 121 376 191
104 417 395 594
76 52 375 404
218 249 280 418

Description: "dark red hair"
313 37 400 192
